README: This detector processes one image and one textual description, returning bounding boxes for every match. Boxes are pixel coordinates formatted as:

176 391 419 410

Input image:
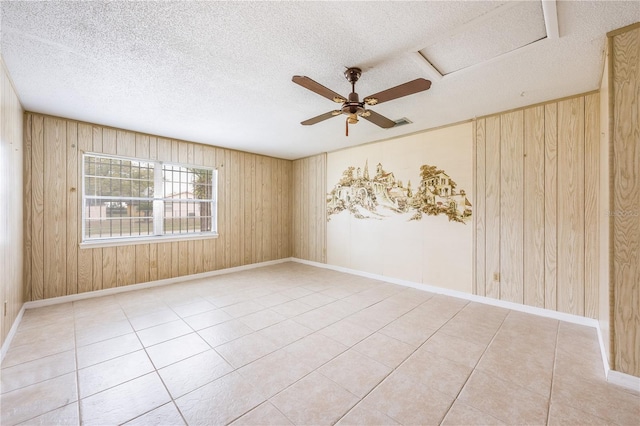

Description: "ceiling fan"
292 67 431 136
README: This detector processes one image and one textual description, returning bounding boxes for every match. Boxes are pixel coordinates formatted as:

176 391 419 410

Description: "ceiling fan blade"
292 76 347 103
362 110 396 129
301 110 342 126
364 78 431 105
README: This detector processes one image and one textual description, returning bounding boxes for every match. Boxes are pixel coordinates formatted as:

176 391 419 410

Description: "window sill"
80 232 219 249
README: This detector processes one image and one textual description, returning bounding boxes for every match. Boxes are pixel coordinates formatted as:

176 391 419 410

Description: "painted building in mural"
327 160 471 222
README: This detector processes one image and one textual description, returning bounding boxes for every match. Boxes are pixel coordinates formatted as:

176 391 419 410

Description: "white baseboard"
1 304 26 363
607 370 640 393
291 257 640 393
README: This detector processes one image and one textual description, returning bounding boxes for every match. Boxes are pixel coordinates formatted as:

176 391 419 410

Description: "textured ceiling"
1 1 639 160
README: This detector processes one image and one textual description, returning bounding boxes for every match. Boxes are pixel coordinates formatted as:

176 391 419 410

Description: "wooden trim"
607 31 616 369
23 113 32 302
606 22 640 38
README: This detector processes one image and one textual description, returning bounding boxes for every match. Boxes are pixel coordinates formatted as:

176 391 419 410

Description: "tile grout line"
545 321 561 425
120 295 191 426
193 277 379 426
73 305 83 425
333 296 481 425
246 285 433 425
4 305 85 425
437 307 512 425
118 273 384 425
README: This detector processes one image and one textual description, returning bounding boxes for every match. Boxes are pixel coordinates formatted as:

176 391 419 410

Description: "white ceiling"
1 1 639 160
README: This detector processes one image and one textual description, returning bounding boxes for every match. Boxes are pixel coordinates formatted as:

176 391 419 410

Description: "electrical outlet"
493 272 500 282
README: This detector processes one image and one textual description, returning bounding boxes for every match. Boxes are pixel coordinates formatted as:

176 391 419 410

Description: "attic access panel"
419 1 547 76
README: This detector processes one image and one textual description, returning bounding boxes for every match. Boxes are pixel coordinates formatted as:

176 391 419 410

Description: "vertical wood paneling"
135 134 150 159
611 25 640 376
282 159 290 259
240 153 256 264
157 243 172 280
229 151 240 267
23 114 32 302
43 117 67 298
102 128 117 155
193 240 204 274
187 143 195 164
178 141 188 164
474 93 599 319
485 116 501 299
292 160 299 259
135 244 150 284
187 240 196 275
92 126 102 153
24 113 292 302
319 154 327 262
31 115 44 300
475 119 486 297
217 148 228 269
169 243 179 278
272 158 281 259
171 140 180 163
149 137 158 161
523 106 545 308
116 245 136 287
291 154 326 263
500 110 524 304
584 93 600 319
102 247 117 289
544 103 559 310
116 130 135 157
66 122 78 295
256 157 265 263
77 123 93 294
1 62 24 346
178 241 189 277
192 143 203 166
557 97 585 315
202 146 216 271
157 137 172 162
301 158 309 259
77 247 93 294
92 249 102 291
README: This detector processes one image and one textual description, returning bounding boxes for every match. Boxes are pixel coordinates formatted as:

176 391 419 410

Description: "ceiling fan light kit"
292 67 431 136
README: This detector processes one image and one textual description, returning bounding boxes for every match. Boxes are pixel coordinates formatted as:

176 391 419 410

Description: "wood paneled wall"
609 23 640 377
23 112 292 300
292 154 326 263
475 93 600 317
0 59 24 349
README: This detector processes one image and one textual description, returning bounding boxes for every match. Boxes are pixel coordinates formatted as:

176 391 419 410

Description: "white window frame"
81 152 218 248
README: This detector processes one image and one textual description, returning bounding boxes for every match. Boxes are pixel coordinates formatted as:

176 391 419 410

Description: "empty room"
1 1 639 425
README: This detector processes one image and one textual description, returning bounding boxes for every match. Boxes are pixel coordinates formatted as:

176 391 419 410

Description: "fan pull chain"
345 117 349 137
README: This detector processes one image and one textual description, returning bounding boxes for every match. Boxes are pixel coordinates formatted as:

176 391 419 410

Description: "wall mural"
327 160 472 223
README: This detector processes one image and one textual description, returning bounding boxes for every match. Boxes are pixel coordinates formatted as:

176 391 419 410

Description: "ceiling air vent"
393 117 413 127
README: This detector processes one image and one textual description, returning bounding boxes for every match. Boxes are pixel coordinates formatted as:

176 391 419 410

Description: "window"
82 153 217 243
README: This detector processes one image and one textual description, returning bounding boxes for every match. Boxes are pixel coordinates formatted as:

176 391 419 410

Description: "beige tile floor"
1 262 638 425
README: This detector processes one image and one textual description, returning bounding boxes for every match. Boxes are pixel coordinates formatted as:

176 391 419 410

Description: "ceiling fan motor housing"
343 91 365 116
